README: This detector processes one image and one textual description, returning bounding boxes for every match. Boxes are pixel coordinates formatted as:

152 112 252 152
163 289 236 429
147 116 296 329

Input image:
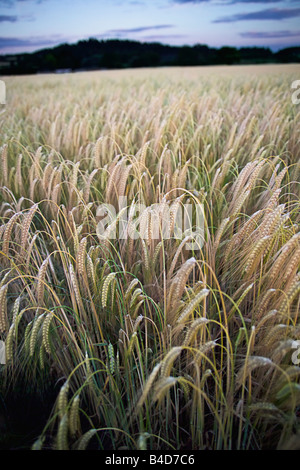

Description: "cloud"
0 14 17 21
213 7 300 22
240 30 300 38
141 34 187 39
94 25 176 39
106 25 175 34
171 0 286 3
0 0 43 4
0 35 63 50
170 0 210 3
0 12 35 22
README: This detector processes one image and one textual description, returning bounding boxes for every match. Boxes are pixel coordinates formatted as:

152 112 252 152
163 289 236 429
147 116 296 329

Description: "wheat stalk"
153 376 178 403
76 429 97 450
57 380 69 419
56 414 69 450
29 312 45 357
183 318 209 346
177 289 209 324
69 395 81 438
42 312 54 354
101 272 117 308
21 204 38 253
0 284 8 333
136 363 162 410
236 356 274 390
161 347 183 377
36 256 50 305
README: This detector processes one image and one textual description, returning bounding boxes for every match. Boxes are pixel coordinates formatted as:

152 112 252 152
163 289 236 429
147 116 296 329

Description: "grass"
0 64 300 450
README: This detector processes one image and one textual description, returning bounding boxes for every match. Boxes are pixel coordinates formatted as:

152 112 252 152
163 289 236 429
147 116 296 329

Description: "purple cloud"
107 25 175 34
213 7 300 22
0 14 17 21
172 0 285 3
0 35 64 50
240 30 300 38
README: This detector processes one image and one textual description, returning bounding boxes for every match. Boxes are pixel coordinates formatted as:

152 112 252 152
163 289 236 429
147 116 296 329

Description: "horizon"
2 36 298 59
0 0 300 55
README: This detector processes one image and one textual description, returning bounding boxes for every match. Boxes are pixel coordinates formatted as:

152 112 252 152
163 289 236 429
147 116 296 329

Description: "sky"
0 0 300 54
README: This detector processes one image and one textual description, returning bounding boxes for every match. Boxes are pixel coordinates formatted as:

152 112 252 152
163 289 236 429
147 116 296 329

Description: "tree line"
0 38 299 75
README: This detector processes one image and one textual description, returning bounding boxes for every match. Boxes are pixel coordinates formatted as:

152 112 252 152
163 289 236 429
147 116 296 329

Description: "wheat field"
0 64 300 450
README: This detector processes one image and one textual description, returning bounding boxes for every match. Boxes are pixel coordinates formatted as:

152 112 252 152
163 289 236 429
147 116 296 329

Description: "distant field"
0 64 300 450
